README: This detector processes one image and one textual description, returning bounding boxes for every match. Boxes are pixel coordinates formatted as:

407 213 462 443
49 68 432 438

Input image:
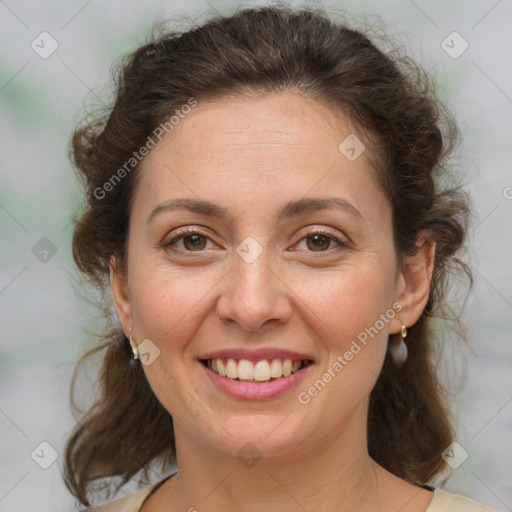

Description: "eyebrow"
147 196 364 224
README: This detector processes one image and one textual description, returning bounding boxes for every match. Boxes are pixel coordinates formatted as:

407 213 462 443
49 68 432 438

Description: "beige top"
82 475 497 512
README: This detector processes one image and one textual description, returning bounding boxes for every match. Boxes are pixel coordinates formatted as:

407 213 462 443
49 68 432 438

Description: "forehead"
133 92 389 225
155 92 366 157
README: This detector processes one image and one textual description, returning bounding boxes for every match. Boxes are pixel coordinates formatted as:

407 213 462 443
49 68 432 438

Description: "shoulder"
428 488 497 512
78 481 162 512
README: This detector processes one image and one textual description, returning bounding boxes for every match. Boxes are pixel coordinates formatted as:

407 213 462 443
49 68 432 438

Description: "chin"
203 413 315 461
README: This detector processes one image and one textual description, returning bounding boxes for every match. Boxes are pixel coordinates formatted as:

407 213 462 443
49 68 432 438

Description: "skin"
111 92 436 512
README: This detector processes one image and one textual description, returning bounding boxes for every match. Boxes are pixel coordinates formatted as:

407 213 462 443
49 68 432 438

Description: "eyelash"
164 227 349 255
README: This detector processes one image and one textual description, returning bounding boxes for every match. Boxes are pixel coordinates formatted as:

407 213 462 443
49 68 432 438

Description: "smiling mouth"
200 358 314 383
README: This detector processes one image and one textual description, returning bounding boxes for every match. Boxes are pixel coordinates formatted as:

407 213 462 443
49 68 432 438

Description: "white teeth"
225 358 238 379
253 360 271 381
217 359 226 377
270 359 283 378
238 359 254 380
208 358 308 381
282 359 292 377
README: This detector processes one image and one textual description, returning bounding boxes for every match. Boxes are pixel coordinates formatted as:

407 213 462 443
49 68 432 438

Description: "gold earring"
129 326 139 360
390 324 408 366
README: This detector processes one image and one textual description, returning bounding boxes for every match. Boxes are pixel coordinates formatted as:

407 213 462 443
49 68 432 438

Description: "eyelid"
164 226 216 248
293 226 349 247
164 225 350 254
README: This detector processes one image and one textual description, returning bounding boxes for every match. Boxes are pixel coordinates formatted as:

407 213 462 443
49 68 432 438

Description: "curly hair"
63 5 472 506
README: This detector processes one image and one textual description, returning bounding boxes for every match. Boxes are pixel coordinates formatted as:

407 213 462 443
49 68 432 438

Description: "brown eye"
182 234 207 251
293 229 348 254
306 234 332 251
165 229 214 252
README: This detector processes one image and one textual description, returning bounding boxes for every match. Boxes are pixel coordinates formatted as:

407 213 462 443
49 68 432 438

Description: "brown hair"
64 5 472 506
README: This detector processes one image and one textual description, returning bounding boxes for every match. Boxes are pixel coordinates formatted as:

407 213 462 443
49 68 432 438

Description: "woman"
64 5 496 511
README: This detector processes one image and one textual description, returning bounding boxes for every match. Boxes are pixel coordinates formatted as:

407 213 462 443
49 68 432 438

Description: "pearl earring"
390 325 408 366
129 326 139 360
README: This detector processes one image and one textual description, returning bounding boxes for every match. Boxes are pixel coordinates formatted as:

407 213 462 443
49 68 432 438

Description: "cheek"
295 267 393 412
299 262 395 341
129 261 221 352
128 264 219 419
294 260 396 401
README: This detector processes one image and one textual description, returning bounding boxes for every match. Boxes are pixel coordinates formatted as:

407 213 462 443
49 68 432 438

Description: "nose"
215 247 292 334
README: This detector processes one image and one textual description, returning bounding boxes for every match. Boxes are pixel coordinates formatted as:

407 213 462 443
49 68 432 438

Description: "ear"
110 255 133 338
389 232 436 334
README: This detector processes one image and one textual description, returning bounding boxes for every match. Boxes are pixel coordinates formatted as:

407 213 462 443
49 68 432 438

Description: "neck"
166 405 383 512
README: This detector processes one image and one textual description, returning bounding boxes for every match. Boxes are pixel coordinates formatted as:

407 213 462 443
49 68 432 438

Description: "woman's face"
112 92 409 461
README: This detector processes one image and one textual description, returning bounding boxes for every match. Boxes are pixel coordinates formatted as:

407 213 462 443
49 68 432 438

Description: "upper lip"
199 348 315 363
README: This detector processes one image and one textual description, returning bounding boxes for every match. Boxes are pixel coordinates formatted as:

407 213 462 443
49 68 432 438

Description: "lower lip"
201 362 312 400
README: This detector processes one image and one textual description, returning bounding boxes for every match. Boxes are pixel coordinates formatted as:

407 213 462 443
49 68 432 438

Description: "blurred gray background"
0 0 511 510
